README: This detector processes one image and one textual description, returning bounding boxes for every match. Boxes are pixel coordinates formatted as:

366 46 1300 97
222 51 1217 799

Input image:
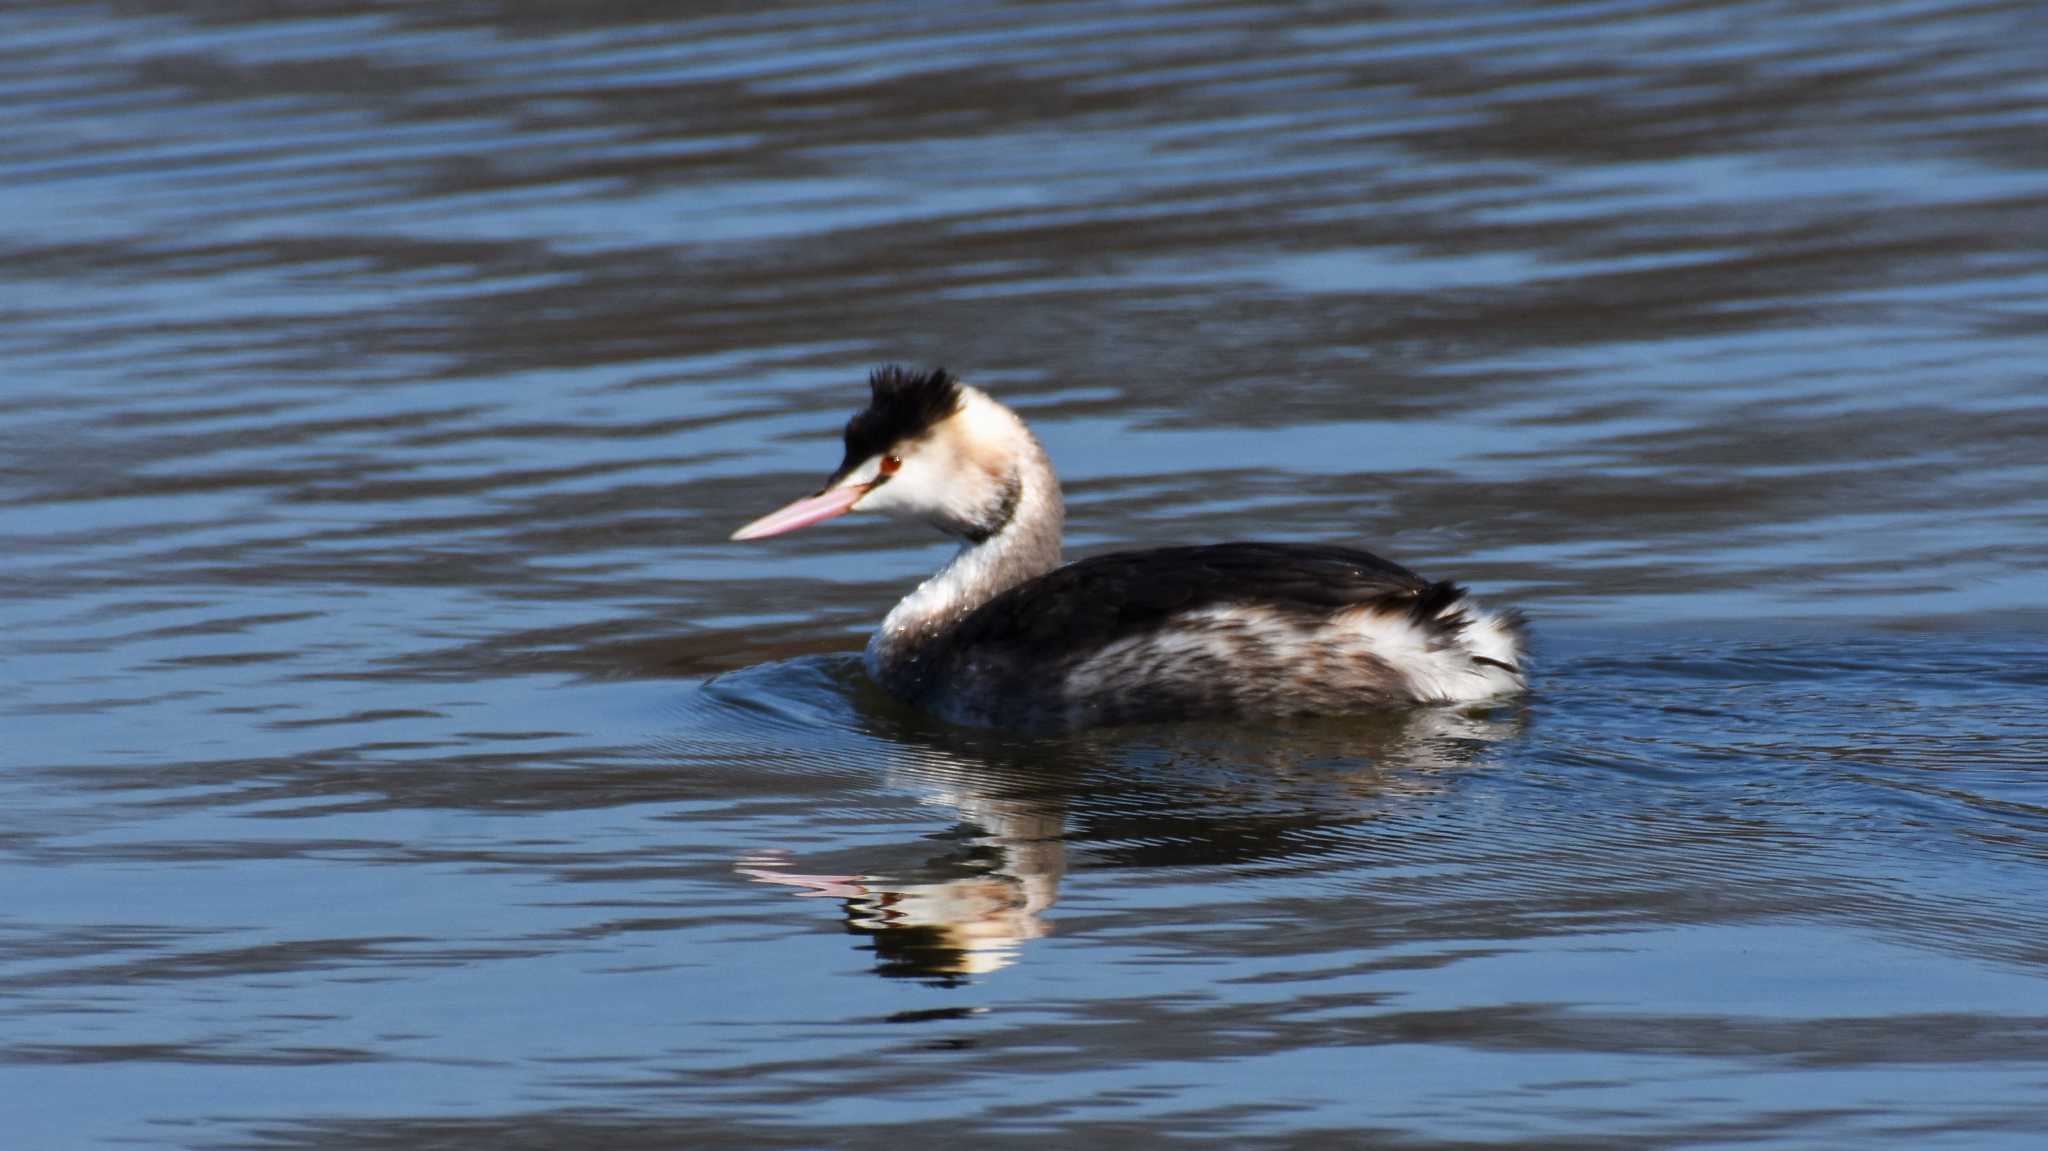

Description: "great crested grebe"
732 367 1526 729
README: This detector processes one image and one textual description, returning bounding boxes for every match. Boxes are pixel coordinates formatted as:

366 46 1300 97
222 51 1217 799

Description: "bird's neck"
865 443 1063 701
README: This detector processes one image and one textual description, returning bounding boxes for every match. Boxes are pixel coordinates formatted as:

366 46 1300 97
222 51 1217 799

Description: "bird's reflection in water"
736 694 1523 984
738 789 1062 983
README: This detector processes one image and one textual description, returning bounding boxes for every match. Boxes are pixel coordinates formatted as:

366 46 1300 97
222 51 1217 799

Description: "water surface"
3 1 2046 1147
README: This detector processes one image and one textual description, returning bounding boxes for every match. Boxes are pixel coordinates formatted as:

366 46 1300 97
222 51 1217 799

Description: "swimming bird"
731 367 1526 729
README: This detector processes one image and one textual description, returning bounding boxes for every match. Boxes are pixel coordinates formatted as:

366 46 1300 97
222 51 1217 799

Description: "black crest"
833 365 963 480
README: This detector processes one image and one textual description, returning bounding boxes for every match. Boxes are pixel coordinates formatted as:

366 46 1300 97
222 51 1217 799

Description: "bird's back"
913 542 1525 728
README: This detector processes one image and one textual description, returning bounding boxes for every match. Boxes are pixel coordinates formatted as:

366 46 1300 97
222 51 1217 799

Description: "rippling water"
4 2 2046 1147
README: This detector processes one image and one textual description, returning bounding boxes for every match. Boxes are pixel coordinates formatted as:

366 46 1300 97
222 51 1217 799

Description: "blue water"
2 2 2045 1147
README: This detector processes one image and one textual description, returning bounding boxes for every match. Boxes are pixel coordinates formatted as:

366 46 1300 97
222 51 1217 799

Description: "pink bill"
729 483 868 540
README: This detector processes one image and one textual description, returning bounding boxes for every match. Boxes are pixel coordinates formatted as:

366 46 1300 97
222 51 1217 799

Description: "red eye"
879 454 902 476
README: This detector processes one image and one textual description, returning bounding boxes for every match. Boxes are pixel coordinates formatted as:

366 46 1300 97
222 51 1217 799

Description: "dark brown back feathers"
945 542 1470 660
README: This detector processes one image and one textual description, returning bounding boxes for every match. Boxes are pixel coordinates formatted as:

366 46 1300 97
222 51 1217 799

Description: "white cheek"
856 463 944 513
